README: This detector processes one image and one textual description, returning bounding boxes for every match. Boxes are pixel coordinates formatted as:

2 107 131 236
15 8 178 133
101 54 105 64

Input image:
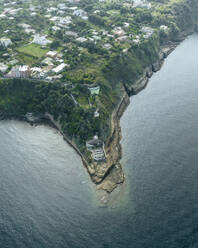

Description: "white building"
160 25 168 31
30 67 42 78
133 0 151 9
113 27 125 37
88 86 100 95
0 63 8 73
94 110 100 118
7 65 30 78
141 26 154 39
73 9 88 19
65 31 78 37
102 43 112 50
33 34 52 46
0 37 12 47
59 16 72 25
52 63 68 74
42 57 54 66
76 37 87 43
46 51 58 58
57 3 67 10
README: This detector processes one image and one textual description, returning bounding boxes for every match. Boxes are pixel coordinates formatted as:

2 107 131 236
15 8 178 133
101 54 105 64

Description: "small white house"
46 51 58 58
52 63 68 74
33 34 52 46
73 9 87 19
42 57 54 66
0 37 12 47
88 86 100 96
0 63 8 73
6 65 30 78
76 37 87 43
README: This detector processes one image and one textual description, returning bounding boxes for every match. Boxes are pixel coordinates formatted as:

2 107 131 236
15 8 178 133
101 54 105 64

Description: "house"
42 65 53 74
42 57 54 66
57 3 67 10
0 37 12 47
133 35 140 44
123 22 130 28
50 16 59 22
6 65 30 78
18 65 30 77
92 148 106 161
73 9 88 19
133 0 151 9
141 26 154 39
58 10 65 16
160 25 168 31
30 67 42 78
52 63 68 74
0 63 8 73
18 23 31 29
86 135 103 150
52 26 61 31
0 14 6 18
102 43 112 50
46 51 58 58
94 110 100 118
113 27 125 37
59 16 72 25
47 7 58 13
76 37 87 43
65 31 78 37
88 86 100 96
33 34 52 46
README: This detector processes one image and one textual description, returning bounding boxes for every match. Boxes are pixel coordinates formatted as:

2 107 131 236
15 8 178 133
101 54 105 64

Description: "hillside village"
0 0 167 82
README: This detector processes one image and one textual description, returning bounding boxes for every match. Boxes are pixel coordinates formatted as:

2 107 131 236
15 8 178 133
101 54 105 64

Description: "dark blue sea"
0 35 198 248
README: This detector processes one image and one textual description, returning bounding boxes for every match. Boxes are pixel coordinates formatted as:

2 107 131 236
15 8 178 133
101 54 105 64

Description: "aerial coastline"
0 0 198 194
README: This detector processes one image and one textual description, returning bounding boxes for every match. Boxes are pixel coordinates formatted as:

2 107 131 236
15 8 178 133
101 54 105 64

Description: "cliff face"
90 91 130 193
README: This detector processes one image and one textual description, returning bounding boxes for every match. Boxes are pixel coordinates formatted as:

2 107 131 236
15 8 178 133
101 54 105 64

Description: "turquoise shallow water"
0 35 198 248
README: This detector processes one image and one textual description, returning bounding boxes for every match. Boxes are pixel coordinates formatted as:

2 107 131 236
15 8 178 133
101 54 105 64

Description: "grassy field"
16 54 38 66
17 44 49 58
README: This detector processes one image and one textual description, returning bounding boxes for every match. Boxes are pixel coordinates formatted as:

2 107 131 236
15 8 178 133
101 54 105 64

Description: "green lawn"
17 44 49 58
16 54 38 66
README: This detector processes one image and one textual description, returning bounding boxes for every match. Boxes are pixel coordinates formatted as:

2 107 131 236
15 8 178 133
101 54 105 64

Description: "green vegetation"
0 79 103 152
17 44 49 58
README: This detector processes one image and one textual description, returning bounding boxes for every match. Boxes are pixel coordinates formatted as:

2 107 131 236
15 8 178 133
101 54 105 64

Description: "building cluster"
3 54 69 80
86 135 106 162
6 65 30 78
